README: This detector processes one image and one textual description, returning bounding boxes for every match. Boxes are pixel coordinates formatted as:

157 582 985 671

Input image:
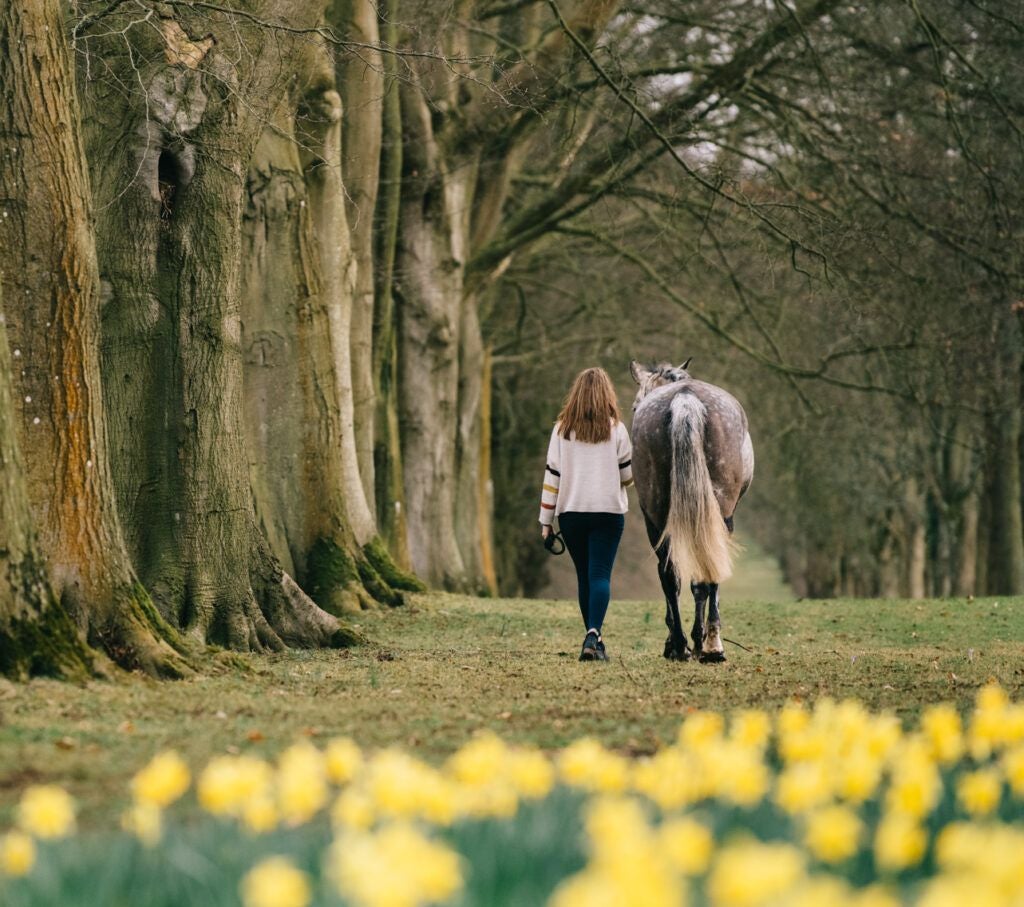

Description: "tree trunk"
0 0 188 676
395 83 475 587
983 308 1024 595
85 6 357 650
0 293 93 680
336 0 384 517
955 488 979 597
371 0 412 569
877 528 901 598
241 59 406 613
984 404 1024 594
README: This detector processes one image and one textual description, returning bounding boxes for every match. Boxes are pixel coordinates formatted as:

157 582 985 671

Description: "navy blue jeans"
558 512 625 633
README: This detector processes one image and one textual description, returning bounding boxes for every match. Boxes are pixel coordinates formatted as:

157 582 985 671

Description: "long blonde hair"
556 367 621 443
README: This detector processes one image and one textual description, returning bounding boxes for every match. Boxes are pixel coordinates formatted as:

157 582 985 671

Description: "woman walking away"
539 367 633 661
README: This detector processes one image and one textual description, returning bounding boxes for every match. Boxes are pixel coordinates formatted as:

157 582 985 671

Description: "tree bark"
955 488 979 597
984 404 1024 594
0 293 93 680
0 0 188 676
241 53 407 613
85 4 358 649
395 82 474 586
983 308 1024 595
903 478 927 600
336 0 384 517
371 0 412 569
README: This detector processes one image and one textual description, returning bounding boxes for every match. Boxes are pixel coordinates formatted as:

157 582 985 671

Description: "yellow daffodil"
558 738 629 793
331 787 375 831
0 831 36 877
835 748 883 804
507 747 555 799
446 732 509 787
873 812 926 871
804 805 862 863
707 839 806 907
277 741 329 826
17 785 76 839
956 768 1002 816
786 875 852 907
242 794 279 834
550 797 685 907
632 748 701 810
1002 744 1024 798
658 817 713 876
131 750 190 809
240 856 311 907
327 823 463 907
325 737 363 785
969 683 1010 759
730 709 772 750
678 711 725 752
198 754 273 817
775 761 831 815
121 802 163 847
919 703 964 765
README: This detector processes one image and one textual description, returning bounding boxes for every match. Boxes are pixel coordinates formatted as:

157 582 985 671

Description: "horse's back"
632 380 752 526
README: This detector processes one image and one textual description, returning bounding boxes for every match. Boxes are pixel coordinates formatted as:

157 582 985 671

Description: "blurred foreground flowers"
4 684 1024 905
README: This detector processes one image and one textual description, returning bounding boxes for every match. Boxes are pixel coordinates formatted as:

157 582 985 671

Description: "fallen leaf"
246 730 265 743
118 720 135 734
55 736 76 751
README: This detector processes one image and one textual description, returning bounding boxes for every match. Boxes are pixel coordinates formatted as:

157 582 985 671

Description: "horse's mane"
650 362 690 382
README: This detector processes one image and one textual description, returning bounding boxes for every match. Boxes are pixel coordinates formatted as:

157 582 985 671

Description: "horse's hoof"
698 649 726 664
663 639 692 661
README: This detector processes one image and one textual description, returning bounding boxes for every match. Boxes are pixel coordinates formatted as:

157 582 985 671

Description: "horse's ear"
680 357 693 371
629 360 648 384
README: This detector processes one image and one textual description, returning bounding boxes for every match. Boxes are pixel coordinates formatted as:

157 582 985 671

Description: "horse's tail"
660 393 734 587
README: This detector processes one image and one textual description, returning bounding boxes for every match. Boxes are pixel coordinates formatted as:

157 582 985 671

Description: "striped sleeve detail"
539 428 561 525
617 424 634 488
540 463 560 525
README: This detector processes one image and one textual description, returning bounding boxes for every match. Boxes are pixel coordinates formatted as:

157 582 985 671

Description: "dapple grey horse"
629 361 754 663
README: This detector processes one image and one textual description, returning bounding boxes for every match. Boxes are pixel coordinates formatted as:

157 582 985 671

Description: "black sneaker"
595 639 608 661
579 630 600 661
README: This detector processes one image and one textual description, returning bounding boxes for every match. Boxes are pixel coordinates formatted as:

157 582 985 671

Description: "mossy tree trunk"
0 292 93 680
395 80 476 587
0 0 188 677
336 0 383 519
85 3 360 649
241 43 411 613
370 0 412 570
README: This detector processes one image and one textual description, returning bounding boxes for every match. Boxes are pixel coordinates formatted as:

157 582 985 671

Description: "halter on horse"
629 360 754 662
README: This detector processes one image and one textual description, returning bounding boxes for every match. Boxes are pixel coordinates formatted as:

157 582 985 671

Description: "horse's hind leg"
700 583 726 664
690 582 708 655
657 546 690 661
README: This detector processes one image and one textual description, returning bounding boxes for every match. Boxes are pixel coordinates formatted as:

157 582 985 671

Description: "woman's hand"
541 525 552 540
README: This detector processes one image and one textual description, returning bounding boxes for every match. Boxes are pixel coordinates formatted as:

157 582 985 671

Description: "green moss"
329 623 366 648
305 537 360 615
129 582 189 654
0 559 92 681
363 537 426 593
356 555 403 608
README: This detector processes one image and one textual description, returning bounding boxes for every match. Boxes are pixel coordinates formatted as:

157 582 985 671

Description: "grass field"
2 591 1022 828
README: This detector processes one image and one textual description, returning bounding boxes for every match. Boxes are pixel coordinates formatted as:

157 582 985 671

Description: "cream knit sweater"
539 420 633 525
